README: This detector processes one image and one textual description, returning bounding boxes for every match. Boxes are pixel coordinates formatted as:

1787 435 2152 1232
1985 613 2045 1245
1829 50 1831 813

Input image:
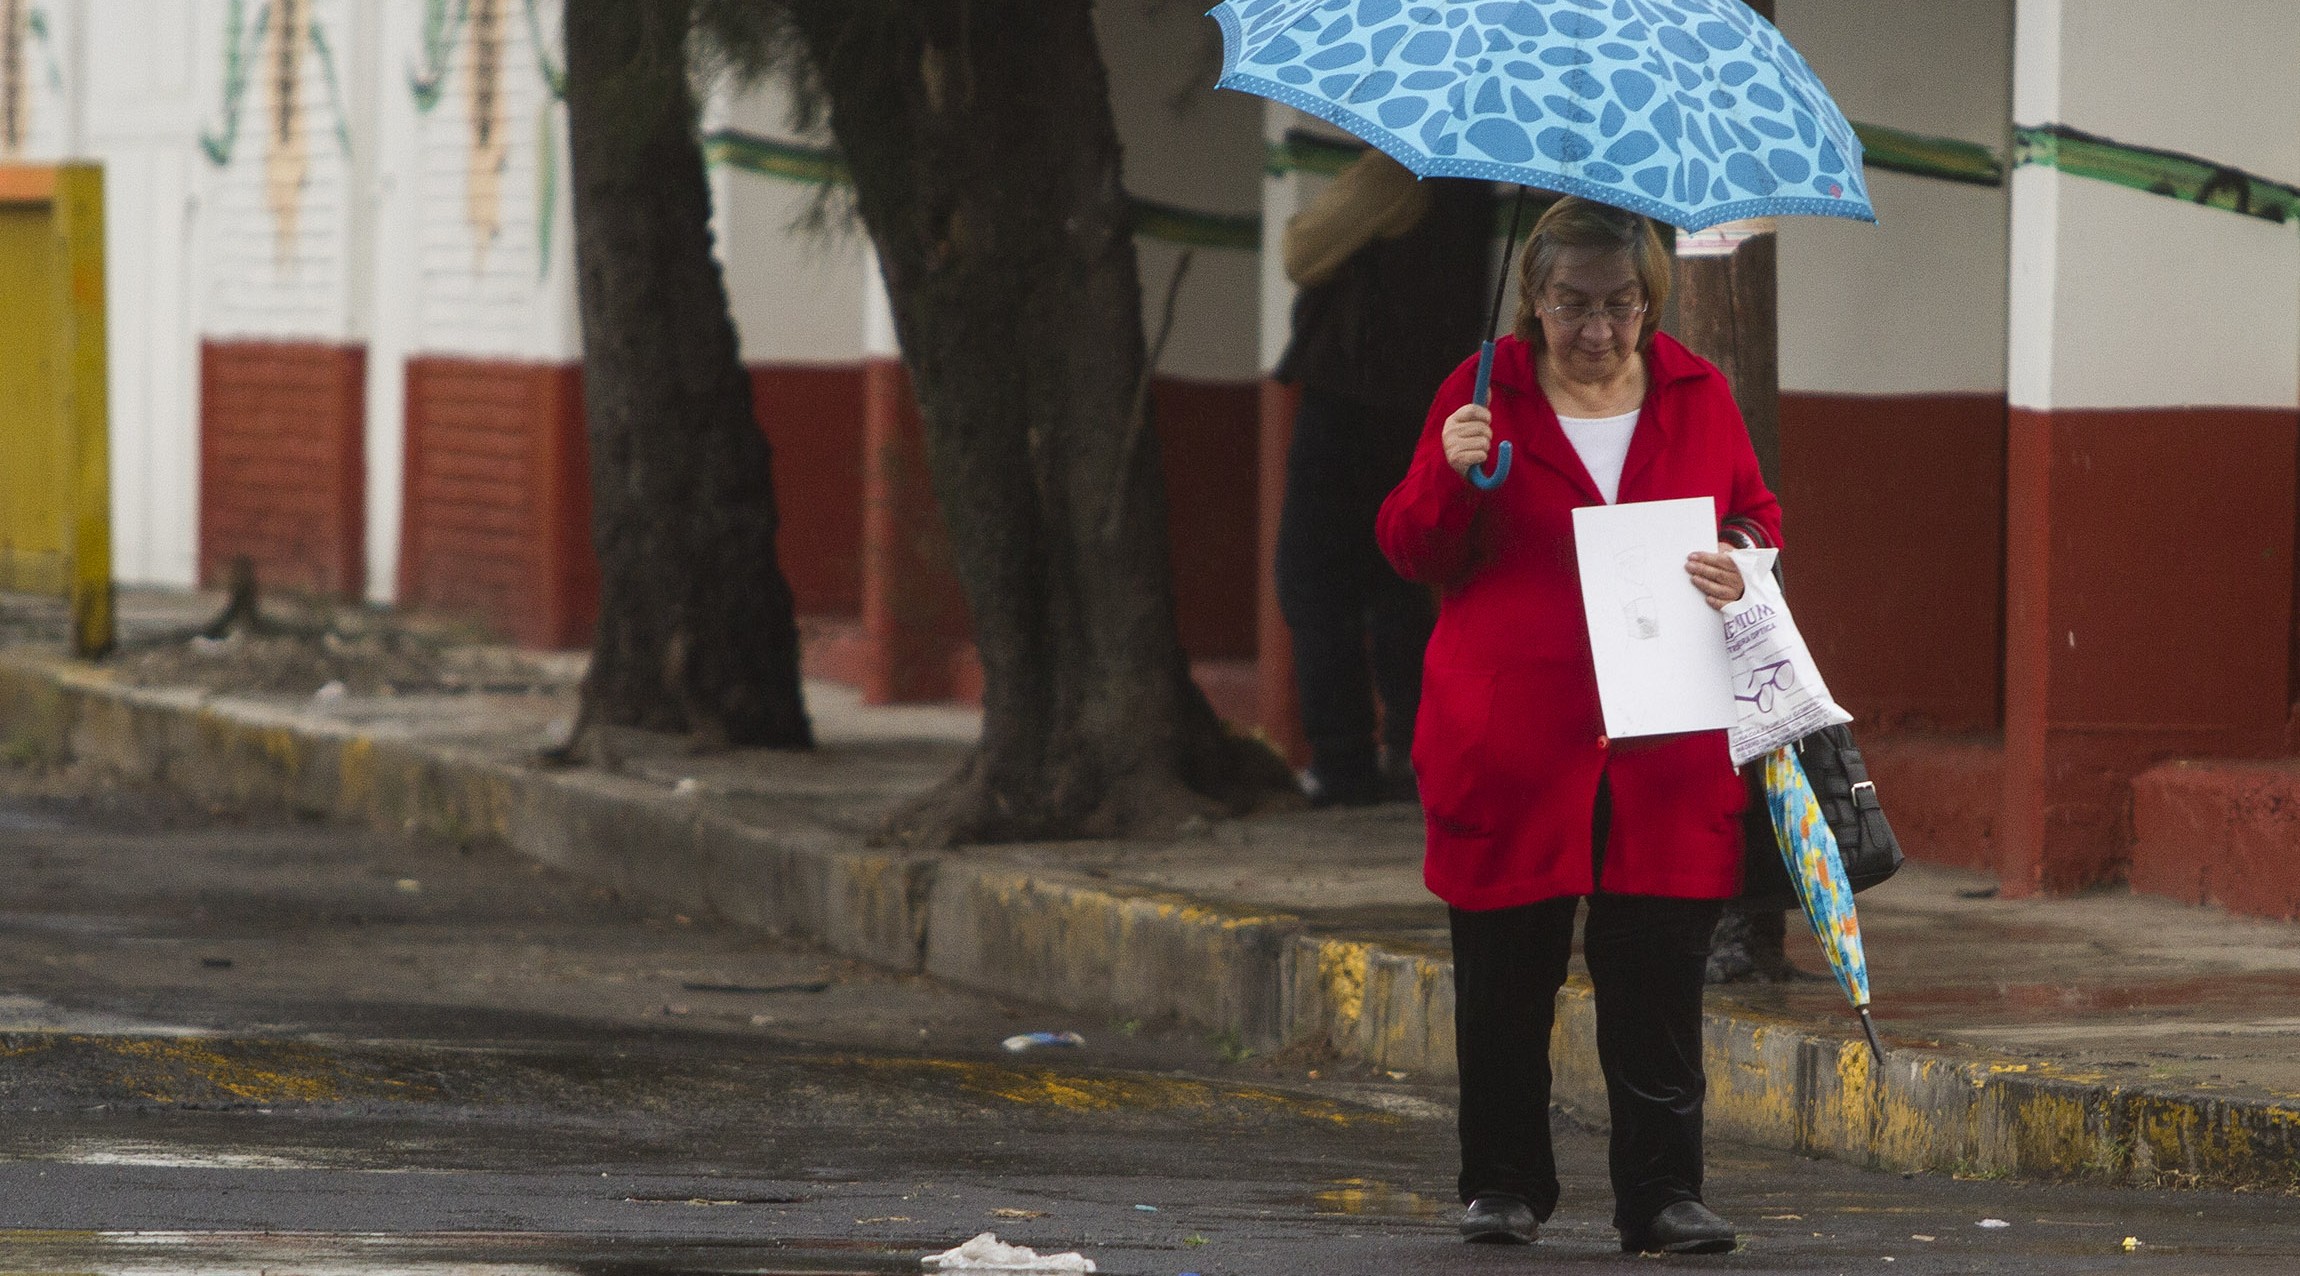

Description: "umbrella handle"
1466 340 1512 491
1857 1005 1884 1064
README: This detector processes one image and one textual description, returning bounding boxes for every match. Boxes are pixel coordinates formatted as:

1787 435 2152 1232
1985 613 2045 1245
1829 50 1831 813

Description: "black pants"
1274 388 1433 789
1448 787 1724 1229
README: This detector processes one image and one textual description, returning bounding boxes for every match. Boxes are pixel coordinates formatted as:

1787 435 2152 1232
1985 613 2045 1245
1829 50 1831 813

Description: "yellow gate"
0 163 109 657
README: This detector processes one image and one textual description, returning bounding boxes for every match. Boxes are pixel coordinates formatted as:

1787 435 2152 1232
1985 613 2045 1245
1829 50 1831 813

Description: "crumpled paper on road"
923 1232 1097 1272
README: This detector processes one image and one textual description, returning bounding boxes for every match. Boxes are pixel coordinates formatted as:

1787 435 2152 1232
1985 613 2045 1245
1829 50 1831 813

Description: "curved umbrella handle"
1468 442 1514 491
1467 339 1512 490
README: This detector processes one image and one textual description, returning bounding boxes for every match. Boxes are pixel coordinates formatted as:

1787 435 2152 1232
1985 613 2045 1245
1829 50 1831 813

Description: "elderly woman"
1376 197 1780 1255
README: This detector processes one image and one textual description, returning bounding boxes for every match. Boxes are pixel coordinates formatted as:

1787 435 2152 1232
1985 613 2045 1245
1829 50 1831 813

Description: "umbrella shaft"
1486 185 1528 344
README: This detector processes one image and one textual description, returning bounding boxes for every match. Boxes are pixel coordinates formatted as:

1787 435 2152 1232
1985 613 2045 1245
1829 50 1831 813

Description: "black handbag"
1737 722 1904 906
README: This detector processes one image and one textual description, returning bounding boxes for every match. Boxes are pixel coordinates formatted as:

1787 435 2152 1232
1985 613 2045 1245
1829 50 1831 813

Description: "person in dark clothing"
1274 149 1492 806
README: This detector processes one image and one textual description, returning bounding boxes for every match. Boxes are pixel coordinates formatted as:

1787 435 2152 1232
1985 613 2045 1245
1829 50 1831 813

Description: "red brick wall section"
751 365 865 618
2129 759 2300 921
1861 734 2003 876
2002 405 2297 894
1257 379 1308 765
849 361 1264 705
1156 377 1261 661
859 358 971 703
399 358 598 649
199 341 366 598
1779 392 2006 733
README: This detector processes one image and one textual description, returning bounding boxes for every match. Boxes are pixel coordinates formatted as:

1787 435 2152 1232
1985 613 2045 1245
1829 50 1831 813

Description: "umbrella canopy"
1210 0 1876 232
1764 745 1883 1062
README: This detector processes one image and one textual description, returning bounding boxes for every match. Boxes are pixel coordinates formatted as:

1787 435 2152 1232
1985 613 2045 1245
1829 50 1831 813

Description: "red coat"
1377 332 1783 911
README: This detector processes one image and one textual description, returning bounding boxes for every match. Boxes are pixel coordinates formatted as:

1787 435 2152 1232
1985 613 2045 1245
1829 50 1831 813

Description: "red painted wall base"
2001 405 2296 895
1779 392 2005 733
399 358 596 649
1861 733 2004 876
199 341 366 599
2130 758 2300 921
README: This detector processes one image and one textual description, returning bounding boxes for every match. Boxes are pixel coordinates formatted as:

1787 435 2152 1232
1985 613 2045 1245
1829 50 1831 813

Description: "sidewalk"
1 590 2296 1190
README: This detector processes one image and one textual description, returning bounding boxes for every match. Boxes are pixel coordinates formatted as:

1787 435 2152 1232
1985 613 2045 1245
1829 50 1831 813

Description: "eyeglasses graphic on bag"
1735 659 1797 713
1538 300 1649 328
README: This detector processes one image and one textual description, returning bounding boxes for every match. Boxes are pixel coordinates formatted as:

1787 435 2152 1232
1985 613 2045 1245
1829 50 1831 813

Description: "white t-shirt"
1557 410 1640 504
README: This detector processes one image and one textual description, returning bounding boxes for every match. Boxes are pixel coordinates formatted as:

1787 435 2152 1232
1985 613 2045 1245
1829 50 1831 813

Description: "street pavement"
0 772 2296 1275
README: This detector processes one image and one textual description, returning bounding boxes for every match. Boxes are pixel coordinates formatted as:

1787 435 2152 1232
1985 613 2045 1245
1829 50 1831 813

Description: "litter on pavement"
1978 1218 2011 1229
1002 1031 1086 1053
922 1232 1095 1272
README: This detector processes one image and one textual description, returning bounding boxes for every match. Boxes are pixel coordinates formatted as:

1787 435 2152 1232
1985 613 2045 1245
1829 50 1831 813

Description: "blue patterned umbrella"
1210 0 1875 489
1210 0 1875 231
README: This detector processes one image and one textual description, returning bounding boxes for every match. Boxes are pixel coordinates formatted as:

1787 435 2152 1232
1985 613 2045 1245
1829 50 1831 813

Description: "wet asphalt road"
0 770 2296 1275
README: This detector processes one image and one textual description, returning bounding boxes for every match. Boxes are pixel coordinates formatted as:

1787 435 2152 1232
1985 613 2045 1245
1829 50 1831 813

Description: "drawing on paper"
1615 546 1659 641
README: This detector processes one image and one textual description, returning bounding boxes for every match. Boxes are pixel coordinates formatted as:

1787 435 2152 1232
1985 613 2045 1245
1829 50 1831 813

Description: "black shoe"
1459 1194 1539 1245
1620 1200 1737 1254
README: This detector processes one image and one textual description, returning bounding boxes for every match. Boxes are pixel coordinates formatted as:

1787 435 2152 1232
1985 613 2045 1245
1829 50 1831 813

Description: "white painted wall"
1099 0 1263 383
709 8 1264 382
360 0 418 603
2 0 74 161
2008 0 2300 410
1773 0 2013 396
708 79 870 366
2051 0 2300 182
406 0 577 362
195 0 363 342
80 0 201 587
2010 169 2299 411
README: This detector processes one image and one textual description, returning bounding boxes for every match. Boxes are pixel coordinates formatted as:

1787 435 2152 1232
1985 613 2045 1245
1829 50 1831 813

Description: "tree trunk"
564 0 810 750
780 0 1291 843
1669 232 1781 487
1667 0 1799 985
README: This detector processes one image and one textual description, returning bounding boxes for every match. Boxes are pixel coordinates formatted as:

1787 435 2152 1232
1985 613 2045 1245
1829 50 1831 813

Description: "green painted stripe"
1852 121 2003 187
704 129 1261 252
1129 197 1261 251
2015 123 2300 227
1265 130 1365 179
711 119 2300 249
702 129 852 187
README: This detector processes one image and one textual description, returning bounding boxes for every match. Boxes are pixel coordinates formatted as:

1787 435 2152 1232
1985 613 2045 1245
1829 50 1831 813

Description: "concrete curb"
3 650 2296 1191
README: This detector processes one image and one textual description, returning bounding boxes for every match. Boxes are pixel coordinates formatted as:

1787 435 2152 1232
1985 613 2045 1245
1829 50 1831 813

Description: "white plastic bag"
1720 548 1851 766
923 1232 1097 1272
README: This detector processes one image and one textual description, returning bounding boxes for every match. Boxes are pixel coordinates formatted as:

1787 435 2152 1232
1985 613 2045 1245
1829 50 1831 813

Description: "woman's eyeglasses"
1538 300 1649 328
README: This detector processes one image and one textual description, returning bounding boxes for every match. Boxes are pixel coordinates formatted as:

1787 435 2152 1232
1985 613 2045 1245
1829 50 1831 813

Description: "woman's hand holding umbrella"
1441 403 1495 481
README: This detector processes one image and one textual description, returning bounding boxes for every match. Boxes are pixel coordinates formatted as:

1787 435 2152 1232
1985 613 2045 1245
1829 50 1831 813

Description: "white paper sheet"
1571 497 1736 739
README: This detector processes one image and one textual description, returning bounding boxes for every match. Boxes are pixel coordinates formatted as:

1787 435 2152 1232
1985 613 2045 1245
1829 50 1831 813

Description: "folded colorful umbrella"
1764 743 1883 1063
